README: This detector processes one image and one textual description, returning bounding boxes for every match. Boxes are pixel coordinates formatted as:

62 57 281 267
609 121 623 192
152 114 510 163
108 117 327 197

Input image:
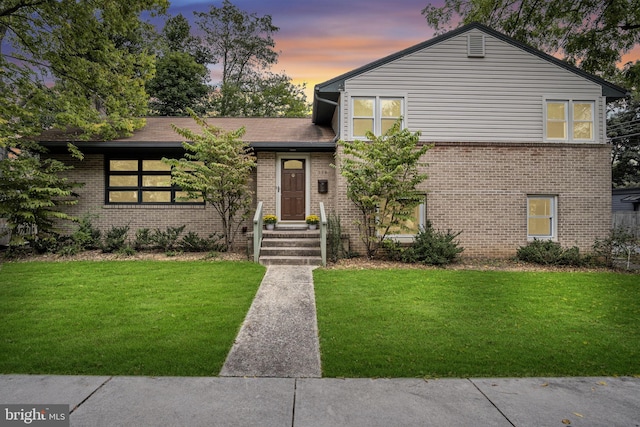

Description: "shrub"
134 228 153 251
381 238 405 262
180 231 225 252
134 226 187 252
150 225 186 252
72 214 102 250
593 227 639 269
401 221 464 265
102 225 130 253
327 212 344 263
516 239 587 266
26 234 62 254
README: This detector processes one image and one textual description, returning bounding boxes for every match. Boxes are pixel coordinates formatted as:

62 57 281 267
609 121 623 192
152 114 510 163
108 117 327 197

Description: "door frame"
276 153 310 222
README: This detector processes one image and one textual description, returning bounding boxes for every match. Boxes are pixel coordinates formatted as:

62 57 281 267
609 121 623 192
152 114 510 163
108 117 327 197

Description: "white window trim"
527 195 558 241
376 200 426 243
543 97 597 143
349 93 406 139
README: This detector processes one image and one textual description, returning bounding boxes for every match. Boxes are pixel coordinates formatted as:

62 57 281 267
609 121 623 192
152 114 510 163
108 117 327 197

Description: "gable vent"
467 34 485 57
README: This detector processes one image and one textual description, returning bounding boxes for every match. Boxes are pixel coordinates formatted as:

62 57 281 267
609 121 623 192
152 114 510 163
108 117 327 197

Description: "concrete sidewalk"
1 375 639 426
220 265 321 378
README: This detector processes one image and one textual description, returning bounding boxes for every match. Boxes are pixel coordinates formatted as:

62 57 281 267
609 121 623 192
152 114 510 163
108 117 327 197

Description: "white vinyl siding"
341 28 605 144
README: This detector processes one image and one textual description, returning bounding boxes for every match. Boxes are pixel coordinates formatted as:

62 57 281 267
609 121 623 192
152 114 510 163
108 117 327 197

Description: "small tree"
164 111 255 250
337 119 431 258
0 151 80 245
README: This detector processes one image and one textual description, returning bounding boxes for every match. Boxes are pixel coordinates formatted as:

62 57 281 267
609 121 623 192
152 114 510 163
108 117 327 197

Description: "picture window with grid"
106 158 203 205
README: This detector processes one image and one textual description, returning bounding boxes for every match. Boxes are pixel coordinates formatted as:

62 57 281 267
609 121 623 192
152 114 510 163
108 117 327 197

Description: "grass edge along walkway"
0 260 265 376
314 268 640 379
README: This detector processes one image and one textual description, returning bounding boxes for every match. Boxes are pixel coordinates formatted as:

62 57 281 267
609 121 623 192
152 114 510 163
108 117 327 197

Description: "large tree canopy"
0 0 167 243
422 0 640 78
195 0 309 117
0 0 168 145
146 14 211 116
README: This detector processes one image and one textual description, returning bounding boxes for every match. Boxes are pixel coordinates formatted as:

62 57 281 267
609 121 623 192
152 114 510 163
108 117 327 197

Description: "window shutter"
467 34 485 57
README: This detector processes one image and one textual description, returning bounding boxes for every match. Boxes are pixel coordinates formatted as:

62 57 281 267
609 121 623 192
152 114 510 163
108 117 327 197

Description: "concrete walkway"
220 265 321 378
1 375 638 426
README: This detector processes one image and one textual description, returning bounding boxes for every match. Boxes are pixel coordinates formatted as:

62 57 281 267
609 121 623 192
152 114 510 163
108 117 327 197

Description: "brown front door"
281 159 305 220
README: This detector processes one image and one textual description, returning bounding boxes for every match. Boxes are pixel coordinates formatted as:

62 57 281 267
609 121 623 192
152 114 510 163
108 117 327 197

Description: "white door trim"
276 153 311 222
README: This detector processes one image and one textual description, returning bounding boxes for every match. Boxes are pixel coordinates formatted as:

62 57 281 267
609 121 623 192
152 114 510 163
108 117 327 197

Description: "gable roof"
312 22 629 125
37 117 336 152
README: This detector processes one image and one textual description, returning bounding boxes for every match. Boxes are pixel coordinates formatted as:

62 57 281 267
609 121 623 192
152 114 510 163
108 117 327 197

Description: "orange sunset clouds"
167 0 640 100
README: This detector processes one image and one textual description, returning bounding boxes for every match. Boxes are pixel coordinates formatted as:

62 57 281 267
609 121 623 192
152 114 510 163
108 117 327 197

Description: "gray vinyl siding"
341 28 605 143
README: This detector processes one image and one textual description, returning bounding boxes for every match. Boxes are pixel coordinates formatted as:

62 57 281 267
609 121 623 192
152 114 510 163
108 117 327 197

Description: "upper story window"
352 96 404 138
545 100 595 142
106 158 204 205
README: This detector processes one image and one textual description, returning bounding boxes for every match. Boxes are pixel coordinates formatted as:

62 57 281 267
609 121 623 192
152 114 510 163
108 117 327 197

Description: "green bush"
134 226 189 252
134 228 153 251
327 212 344 263
592 227 639 269
180 232 225 252
516 239 587 266
26 234 62 254
381 238 404 262
72 214 102 250
102 225 130 253
401 221 464 265
151 225 186 252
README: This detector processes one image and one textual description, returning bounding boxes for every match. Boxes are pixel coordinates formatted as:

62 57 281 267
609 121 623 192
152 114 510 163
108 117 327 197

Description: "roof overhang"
621 194 640 203
39 140 336 153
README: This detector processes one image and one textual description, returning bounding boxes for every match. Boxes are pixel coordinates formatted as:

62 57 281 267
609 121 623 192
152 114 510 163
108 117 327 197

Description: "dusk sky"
165 0 640 100
166 0 441 99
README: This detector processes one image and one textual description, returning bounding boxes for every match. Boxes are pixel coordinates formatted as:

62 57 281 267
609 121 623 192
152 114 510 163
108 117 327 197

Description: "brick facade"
334 142 612 257
52 141 611 259
53 153 254 249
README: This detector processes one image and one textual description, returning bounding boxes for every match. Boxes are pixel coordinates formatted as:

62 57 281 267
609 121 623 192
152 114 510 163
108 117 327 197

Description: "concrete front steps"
259 228 322 266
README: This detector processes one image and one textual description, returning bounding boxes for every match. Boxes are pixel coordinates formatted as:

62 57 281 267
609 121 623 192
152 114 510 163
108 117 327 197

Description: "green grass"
0 261 265 376
314 269 640 378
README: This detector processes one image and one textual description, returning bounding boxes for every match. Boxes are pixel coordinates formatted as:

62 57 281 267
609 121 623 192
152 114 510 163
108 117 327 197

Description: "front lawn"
0 261 265 376
314 269 640 378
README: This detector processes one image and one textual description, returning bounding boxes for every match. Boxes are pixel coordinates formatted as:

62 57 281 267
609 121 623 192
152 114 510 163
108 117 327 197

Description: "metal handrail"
319 202 327 267
253 201 263 263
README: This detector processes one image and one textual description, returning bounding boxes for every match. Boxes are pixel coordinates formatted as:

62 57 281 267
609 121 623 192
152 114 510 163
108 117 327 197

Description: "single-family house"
38 23 627 260
613 187 640 212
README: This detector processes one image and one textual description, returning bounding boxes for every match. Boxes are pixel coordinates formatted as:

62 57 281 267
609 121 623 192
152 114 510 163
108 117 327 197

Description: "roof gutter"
39 140 337 152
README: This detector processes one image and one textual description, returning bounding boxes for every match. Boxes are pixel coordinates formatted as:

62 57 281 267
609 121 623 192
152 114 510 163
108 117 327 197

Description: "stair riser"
258 230 323 266
260 248 321 256
262 239 320 248
259 257 322 266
